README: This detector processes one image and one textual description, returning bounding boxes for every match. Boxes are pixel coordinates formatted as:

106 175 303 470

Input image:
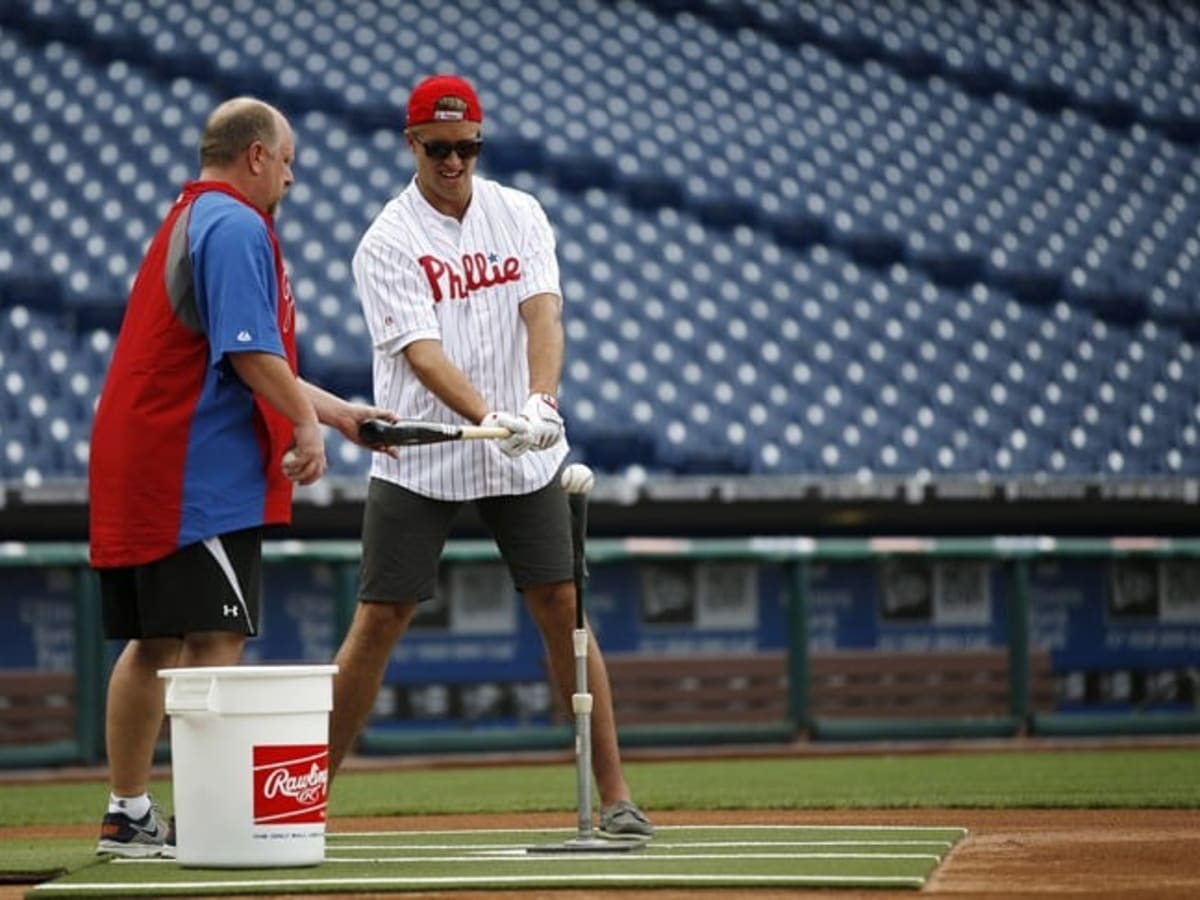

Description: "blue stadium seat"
2 3 1200 481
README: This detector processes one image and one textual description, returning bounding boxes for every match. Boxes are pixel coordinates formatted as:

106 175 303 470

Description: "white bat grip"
461 426 512 439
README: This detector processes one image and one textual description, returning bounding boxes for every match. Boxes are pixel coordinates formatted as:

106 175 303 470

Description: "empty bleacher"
1 0 1199 485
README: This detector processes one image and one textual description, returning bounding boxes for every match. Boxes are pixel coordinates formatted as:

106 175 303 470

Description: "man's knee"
346 600 418 647
180 630 245 665
524 581 576 629
122 637 183 671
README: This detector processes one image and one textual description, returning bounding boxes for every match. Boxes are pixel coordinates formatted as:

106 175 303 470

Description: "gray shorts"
360 476 574 603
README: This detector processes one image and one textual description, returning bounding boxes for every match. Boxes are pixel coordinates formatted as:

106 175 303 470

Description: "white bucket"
158 664 338 868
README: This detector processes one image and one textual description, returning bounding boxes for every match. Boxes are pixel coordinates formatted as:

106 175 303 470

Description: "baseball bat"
357 418 510 447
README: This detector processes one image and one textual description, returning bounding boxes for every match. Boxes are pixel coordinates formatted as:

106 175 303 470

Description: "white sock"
108 793 152 820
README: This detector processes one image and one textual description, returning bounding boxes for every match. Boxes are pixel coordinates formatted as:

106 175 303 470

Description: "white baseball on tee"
353 174 569 500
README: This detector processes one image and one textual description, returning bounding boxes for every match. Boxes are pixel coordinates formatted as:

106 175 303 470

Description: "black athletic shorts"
97 527 264 640
359 476 574 603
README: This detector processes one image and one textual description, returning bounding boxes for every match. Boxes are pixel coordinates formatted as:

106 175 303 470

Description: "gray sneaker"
598 800 654 840
161 815 176 860
96 802 169 858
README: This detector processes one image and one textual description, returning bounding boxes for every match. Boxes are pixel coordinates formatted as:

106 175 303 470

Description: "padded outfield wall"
1 535 1198 767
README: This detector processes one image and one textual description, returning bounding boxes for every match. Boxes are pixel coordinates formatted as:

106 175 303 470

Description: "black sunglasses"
412 134 484 160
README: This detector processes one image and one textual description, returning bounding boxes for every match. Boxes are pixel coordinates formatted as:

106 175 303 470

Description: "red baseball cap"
406 75 483 127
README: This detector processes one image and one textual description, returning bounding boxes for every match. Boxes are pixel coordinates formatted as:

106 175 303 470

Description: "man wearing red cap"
329 74 653 839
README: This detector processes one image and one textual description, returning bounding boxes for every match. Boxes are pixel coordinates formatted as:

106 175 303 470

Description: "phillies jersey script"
353 175 569 500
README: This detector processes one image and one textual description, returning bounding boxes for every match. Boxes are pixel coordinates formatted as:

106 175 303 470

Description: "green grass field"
1 747 1197 896
2 748 1196 828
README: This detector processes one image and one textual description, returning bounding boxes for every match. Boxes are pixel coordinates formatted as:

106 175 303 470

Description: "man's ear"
247 140 267 175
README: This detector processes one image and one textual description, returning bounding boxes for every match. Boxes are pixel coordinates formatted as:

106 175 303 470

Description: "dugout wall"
1 537 1199 767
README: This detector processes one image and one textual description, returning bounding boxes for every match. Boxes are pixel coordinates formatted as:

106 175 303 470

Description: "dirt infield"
5 808 1198 900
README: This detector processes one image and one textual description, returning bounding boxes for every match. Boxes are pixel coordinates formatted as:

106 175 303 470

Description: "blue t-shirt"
177 192 289 546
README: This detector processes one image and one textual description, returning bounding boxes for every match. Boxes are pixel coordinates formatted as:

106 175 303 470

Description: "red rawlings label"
252 744 328 825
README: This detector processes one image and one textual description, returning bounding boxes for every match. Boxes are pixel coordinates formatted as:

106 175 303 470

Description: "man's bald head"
199 98 284 168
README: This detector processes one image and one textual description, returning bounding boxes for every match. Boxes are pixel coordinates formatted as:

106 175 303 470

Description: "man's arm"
299 379 399 454
518 292 565 450
227 351 325 484
520 292 564 396
403 339 493 424
399 293 563 418
402 340 530 456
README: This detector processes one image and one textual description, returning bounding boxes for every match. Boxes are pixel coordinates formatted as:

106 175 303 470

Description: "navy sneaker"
96 803 169 858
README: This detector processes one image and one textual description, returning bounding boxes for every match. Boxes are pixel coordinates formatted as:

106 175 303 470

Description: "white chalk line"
324 839 955 851
33 873 929 892
333 823 968 837
118 849 943 864
334 852 942 863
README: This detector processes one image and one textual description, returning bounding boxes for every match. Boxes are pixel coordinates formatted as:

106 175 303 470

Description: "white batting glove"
481 411 532 457
521 393 564 451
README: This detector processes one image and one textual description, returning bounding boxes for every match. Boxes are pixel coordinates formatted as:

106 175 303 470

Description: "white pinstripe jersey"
353 174 569 500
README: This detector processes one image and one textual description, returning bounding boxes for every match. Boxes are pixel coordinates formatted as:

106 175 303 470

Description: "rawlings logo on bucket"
252 745 328 825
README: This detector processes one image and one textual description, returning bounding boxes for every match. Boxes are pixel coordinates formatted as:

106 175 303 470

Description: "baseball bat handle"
462 425 513 439
358 418 511 446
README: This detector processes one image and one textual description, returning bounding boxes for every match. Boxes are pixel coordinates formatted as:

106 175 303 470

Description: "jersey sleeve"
353 227 441 356
518 197 561 303
191 205 286 367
